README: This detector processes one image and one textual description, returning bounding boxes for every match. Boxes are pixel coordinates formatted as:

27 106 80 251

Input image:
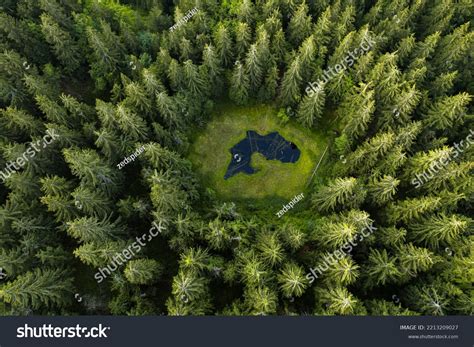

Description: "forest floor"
188 103 330 204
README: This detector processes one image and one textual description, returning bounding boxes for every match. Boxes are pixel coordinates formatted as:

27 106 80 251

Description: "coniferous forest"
0 0 473 317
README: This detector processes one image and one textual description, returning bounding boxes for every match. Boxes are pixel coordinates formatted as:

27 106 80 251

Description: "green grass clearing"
189 103 329 200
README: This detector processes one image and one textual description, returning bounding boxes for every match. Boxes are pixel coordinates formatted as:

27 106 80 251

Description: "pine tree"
35 95 69 126
86 20 125 88
0 268 74 309
167 59 182 92
179 248 209 273
71 185 112 218
0 248 28 277
244 44 264 92
397 243 437 277
229 61 250 105
1 107 44 137
40 14 81 73
377 227 407 247
256 231 285 267
367 175 399 205
237 0 254 25
123 81 152 114
277 263 308 298
288 2 312 46
183 60 208 97
315 219 357 249
239 251 268 286
325 256 360 286
313 177 366 212
39 0 73 29
430 71 458 98
202 44 223 95
235 22 252 58
115 103 149 140
409 214 469 248
245 285 278 315
386 196 442 224
63 148 123 194
298 34 316 76
73 241 127 267
214 23 233 67
404 281 455 315
124 259 163 284
279 223 306 251
279 56 303 106
0 50 31 105
66 215 125 243
271 29 287 62
403 147 453 183
296 83 325 127
433 22 474 72
424 93 471 130
171 270 206 302
332 5 355 48
364 249 400 287
258 64 279 101
155 91 179 127
40 176 75 223
339 83 375 142
318 286 359 315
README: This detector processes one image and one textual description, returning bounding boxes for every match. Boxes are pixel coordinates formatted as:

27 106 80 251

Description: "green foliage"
312 177 366 212
0 268 74 309
124 259 162 284
0 0 472 317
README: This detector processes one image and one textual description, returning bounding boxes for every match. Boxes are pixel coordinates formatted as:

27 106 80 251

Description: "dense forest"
0 0 473 316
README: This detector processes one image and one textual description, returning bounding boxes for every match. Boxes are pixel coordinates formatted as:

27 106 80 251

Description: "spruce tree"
0 268 74 309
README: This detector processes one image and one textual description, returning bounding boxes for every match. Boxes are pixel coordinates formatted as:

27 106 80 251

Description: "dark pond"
224 130 300 179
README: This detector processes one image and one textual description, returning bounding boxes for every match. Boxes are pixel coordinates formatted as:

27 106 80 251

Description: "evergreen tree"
244 44 264 92
66 215 125 243
229 61 250 105
423 93 471 130
40 14 81 73
288 2 312 46
364 249 400 287
279 56 303 106
367 175 399 205
86 20 125 89
296 83 325 127
277 262 308 298
339 83 375 142
235 22 252 58
245 285 278 315
318 286 359 315
386 196 442 224
124 259 163 284
0 268 74 309
312 177 366 212
409 214 469 248
214 23 233 67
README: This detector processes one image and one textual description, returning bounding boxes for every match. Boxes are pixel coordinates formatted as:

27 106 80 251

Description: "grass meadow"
189 103 329 203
